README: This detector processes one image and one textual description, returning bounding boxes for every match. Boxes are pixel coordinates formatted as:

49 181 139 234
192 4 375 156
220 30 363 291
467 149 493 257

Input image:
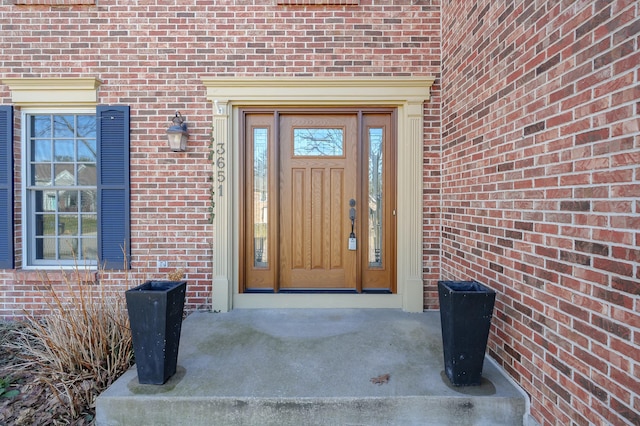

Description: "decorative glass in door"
368 128 383 268
253 128 269 268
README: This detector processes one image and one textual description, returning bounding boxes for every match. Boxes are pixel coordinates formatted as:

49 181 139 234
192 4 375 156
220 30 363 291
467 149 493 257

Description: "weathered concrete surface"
96 309 526 425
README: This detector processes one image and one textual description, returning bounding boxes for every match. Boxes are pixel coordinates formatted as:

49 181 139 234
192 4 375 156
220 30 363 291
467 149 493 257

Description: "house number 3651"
216 141 225 197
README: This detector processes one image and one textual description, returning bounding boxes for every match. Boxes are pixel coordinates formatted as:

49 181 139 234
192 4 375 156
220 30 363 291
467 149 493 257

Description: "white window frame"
21 107 98 269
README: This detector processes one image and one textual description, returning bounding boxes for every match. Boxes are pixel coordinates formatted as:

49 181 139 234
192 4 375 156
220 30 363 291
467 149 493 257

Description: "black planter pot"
125 280 187 385
438 280 496 386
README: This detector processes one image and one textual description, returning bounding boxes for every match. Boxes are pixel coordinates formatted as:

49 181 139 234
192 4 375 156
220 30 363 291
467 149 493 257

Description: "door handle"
348 199 357 250
349 198 356 226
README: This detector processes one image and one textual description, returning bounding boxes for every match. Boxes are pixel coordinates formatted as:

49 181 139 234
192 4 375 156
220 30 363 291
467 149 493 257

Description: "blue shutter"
97 106 130 269
0 106 13 269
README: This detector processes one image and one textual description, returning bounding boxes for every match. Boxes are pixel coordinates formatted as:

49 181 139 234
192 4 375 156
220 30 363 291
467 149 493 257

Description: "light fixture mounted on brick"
166 111 188 152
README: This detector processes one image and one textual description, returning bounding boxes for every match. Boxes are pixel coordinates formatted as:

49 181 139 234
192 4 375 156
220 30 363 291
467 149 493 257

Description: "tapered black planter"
438 280 496 386
125 280 187 385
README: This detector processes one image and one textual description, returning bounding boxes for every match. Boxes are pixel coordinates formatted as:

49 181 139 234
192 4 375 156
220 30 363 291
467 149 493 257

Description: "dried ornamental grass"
167 268 185 281
11 268 133 419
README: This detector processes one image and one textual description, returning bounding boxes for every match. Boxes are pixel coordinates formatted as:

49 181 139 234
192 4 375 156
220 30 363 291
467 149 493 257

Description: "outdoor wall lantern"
166 111 188 152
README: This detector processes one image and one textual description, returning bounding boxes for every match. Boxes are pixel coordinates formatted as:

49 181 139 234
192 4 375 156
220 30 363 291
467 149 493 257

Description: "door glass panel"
293 128 344 156
253 128 269 268
368 128 383 267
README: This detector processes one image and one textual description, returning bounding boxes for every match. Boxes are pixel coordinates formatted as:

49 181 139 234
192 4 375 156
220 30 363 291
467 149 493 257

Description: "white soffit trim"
201 77 435 105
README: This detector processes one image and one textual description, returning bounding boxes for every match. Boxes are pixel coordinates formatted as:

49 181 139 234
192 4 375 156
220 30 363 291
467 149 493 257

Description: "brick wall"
441 1 639 425
4 0 637 423
0 1 441 315
423 81 442 308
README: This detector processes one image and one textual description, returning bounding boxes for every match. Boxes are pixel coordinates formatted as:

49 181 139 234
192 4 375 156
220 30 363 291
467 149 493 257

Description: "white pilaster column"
398 100 425 312
211 101 232 312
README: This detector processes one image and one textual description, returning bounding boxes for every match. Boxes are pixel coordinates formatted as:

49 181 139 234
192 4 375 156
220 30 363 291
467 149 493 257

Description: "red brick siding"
277 0 360 5
13 0 95 5
0 0 441 316
441 1 639 425
423 82 442 308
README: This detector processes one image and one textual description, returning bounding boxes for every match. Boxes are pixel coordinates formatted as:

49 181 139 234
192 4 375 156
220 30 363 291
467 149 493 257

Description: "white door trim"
201 77 435 312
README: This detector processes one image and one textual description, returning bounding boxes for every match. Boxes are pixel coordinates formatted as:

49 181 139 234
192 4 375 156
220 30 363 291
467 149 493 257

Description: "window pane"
31 116 51 137
76 116 96 138
59 190 79 212
293 128 343 156
80 190 97 212
59 214 78 235
78 164 96 186
54 139 74 162
36 213 56 236
33 190 56 213
80 214 97 235
54 164 75 186
78 139 96 162
53 115 75 137
58 238 78 260
79 236 97 260
32 139 52 162
32 164 52 186
37 238 56 260
368 128 383 267
253 128 268 268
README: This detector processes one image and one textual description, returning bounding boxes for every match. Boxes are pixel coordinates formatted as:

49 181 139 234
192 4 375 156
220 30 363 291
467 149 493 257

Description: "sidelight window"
368 127 383 268
253 128 269 268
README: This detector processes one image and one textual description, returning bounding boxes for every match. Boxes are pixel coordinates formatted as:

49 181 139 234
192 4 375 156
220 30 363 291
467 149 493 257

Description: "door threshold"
278 289 360 294
244 289 392 294
233 293 403 309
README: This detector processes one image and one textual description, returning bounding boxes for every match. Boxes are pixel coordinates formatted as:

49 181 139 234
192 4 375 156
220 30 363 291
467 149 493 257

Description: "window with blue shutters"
15 105 130 269
25 111 98 266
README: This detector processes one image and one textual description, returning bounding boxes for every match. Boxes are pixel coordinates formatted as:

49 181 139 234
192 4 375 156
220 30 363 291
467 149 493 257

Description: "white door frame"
201 77 435 312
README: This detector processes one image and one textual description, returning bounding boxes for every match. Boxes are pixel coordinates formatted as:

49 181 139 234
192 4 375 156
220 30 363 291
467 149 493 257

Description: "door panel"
280 114 358 290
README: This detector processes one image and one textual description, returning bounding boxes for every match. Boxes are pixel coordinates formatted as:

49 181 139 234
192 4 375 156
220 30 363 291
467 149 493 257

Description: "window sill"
14 269 99 285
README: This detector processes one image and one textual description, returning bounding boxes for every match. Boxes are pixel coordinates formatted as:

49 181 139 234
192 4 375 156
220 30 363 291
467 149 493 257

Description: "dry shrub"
168 268 184 281
11 267 133 420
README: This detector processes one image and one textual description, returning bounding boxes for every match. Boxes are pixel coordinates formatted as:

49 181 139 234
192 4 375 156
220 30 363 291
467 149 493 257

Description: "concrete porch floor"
96 309 527 425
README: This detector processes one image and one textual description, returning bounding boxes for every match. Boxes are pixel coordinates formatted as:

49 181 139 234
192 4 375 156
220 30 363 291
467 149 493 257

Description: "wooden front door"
242 110 395 293
279 114 358 290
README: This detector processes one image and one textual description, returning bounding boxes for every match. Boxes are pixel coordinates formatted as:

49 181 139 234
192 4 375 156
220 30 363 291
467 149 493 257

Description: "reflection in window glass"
253 128 269 268
33 139 52 162
27 113 97 264
54 140 74 162
293 128 343 156
54 115 75 137
78 139 97 162
368 128 383 267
